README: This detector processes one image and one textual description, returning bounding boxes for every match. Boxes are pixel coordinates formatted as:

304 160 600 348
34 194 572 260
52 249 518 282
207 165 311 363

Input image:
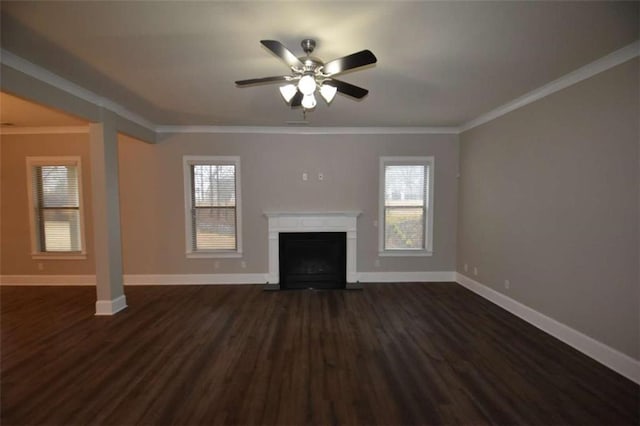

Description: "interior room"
1 1 638 425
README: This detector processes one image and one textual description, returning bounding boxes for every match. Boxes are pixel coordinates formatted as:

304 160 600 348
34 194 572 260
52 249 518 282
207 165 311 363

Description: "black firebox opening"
279 232 346 290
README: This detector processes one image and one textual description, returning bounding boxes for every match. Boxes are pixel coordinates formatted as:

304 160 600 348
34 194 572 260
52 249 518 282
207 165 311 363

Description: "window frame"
26 156 87 260
183 155 243 258
378 156 434 257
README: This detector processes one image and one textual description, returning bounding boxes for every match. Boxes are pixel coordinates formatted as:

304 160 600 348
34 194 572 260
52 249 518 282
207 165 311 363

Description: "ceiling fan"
235 39 377 110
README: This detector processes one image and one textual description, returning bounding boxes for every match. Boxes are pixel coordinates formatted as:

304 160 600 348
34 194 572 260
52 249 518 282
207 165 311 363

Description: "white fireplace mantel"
264 211 361 288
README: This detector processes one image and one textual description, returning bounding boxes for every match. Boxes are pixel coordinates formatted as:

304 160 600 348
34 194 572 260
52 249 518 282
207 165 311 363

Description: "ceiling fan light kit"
235 39 377 113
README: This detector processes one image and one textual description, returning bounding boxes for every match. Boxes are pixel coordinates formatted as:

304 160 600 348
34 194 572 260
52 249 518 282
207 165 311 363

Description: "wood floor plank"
1 283 638 425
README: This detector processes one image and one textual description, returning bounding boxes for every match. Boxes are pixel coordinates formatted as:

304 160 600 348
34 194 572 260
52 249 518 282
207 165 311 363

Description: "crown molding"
156 125 460 135
0 125 89 135
460 40 640 132
0 49 156 132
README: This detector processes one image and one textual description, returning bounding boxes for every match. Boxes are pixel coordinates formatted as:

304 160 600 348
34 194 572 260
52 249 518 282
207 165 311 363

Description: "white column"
346 229 359 284
89 119 127 315
267 230 280 285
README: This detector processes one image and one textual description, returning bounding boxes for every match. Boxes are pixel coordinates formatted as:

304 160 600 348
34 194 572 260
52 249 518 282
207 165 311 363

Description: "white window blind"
190 164 237 251
379 156 434 255
384 164 428 250
32 164 82 252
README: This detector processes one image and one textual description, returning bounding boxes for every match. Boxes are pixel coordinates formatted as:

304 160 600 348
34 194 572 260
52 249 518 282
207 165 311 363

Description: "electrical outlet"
464 263 468 272
473 267 478 276
504 279 511 289
37 262 44 271
302 172 308 181
240 261 247 269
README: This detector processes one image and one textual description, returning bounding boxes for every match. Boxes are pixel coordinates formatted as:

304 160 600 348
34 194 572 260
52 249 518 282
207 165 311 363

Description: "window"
183 156 242 258
26 157 86 258
379 156 434 256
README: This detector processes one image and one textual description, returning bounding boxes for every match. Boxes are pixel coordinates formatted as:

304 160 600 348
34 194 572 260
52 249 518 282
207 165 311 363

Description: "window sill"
31 253 87 260
186 251 243 259
378 250 433 257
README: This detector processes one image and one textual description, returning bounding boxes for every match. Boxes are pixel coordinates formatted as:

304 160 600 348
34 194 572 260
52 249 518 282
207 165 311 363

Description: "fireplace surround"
264 211 361 290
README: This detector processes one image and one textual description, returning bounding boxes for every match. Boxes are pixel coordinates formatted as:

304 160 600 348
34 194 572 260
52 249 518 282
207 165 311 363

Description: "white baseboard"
357 271 456 282
0 275 96 286
95 294 127 315
124 273 268 285
0 273 268 286
1 272 456 286
456 273 640 385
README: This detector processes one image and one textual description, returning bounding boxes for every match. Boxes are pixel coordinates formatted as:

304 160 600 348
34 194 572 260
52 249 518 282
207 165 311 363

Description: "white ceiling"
1 1 638 127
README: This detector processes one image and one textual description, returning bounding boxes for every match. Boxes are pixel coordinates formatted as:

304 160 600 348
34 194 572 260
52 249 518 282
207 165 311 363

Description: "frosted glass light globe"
301 94 317 109
279 84 297 103
297 74 317 96
320 84 337 103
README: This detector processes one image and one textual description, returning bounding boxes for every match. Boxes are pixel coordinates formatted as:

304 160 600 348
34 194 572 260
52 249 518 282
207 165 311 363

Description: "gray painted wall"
1 132 458 277
457 58 639 359
118 132 460 275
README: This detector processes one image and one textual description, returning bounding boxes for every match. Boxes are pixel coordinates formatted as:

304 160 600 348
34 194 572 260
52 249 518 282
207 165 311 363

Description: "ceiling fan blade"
290 91 303 107
330 79 369 99
235 76 289 86
261 40 304 68
322 50 377 76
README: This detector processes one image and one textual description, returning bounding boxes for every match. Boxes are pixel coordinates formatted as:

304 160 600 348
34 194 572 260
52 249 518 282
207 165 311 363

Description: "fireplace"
264 211 361 290
279 232 346 289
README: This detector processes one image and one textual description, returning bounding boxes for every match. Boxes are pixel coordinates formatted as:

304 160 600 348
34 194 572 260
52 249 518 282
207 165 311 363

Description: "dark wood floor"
1 283 638 426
